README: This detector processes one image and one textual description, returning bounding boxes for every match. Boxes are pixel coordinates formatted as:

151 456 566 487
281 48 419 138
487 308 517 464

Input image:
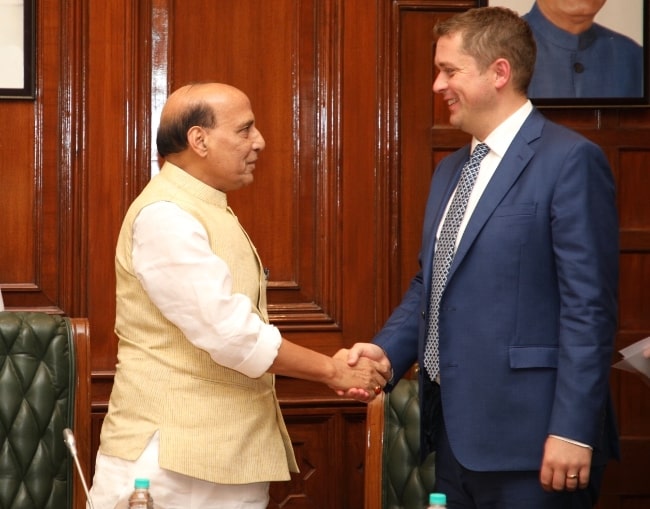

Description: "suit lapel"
448 110 544 278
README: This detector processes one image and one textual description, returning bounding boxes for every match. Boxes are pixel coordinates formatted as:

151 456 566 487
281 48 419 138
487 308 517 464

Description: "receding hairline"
161 82 249 121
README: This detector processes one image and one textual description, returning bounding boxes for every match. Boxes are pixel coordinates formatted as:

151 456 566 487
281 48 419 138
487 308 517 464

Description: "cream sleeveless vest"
100 162 298 483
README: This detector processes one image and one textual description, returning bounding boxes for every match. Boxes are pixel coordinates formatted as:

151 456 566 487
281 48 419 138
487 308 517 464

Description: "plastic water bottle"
128 478 154 508
427 492 447 508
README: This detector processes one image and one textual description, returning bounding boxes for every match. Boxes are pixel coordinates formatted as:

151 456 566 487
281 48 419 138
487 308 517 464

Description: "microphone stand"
63 428 95 509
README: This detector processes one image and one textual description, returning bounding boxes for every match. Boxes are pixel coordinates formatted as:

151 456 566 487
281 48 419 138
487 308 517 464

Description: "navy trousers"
434 416 605 509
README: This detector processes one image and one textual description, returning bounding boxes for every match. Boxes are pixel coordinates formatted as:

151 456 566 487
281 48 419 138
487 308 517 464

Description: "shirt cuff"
233 323 282 378
549 434 593 450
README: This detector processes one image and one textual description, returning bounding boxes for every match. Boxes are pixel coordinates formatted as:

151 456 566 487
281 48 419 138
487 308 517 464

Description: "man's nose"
253 129 266 151
432 74 445 94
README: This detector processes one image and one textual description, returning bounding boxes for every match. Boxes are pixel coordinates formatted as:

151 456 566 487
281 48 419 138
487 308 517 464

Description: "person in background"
523 0 643 98
343 7 619 508
88 82 390 509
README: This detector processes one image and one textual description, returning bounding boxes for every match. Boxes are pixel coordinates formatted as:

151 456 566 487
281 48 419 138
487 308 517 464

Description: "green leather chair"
365 377 436 509
0 311 91 509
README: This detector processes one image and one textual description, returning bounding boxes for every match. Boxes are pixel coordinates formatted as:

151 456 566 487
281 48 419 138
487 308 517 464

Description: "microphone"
63 428 95 509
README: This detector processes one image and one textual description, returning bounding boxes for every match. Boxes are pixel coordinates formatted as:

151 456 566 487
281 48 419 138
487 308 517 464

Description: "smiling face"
199 88 266 192
432 32 499 140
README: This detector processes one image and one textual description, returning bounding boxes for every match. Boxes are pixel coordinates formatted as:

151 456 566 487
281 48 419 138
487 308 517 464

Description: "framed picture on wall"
0 0 35 99
478 0 649 107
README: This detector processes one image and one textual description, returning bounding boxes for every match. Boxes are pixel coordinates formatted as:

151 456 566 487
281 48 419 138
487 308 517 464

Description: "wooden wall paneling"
268 404 366 509
85 0 153 371
341 408 368 509
56 0 89 317
601 141 650 507
150 0 170 173
169 0 343 336
0 94 36 305
375 0 399 326
339 0 382 341
269 409 338 508
397 6 449 302
0 0 76 313
396 6 437 299
389 1 475 307
618 150 650 236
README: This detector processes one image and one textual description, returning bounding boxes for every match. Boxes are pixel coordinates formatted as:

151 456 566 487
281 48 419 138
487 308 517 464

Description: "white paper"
612 336 650 386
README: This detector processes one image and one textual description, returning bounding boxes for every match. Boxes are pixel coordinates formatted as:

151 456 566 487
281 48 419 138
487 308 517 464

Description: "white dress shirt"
131 200 283 378
437 100 534 247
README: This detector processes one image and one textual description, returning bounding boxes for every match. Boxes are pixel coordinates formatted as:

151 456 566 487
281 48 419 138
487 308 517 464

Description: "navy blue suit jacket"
374 109 619 472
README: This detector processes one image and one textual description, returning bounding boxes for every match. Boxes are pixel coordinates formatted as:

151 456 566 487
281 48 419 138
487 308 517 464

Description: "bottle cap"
134 478 150 489
429 492 446 505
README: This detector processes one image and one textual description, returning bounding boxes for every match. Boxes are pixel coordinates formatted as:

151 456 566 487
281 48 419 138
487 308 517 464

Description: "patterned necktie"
424 143 490 380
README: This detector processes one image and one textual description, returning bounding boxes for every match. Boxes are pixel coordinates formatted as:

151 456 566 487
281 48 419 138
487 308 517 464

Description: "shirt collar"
476 100 533 159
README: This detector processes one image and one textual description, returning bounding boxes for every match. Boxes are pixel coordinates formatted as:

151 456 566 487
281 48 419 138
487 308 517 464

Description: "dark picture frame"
478 0 649 107
0 0 35 99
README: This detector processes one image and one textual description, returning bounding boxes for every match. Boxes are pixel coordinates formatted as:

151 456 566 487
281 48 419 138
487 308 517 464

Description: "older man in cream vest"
88 83 391 509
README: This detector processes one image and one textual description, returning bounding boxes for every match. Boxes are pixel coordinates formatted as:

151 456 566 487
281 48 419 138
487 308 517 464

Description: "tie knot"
471 143 489 162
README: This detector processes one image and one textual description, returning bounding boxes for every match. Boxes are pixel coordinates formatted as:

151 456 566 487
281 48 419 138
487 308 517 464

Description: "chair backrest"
0 312 91 509
365 377 436 509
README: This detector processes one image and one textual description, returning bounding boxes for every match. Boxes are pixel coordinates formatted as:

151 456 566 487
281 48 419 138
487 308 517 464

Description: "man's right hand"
332 343 392 401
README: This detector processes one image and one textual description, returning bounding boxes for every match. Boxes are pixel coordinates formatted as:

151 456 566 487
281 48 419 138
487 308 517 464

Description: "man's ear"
187 126 208 155
493 58 511 90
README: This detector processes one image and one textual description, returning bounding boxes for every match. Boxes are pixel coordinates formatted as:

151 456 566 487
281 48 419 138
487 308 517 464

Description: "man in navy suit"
342 6 619 508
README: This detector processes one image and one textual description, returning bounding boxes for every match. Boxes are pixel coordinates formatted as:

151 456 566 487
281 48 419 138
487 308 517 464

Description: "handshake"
329 343 393 402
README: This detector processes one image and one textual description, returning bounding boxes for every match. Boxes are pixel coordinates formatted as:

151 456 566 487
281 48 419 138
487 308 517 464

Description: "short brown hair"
434 7 536 94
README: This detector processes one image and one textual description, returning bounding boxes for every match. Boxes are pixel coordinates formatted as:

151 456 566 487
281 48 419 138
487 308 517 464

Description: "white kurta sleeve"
131 201 282 378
